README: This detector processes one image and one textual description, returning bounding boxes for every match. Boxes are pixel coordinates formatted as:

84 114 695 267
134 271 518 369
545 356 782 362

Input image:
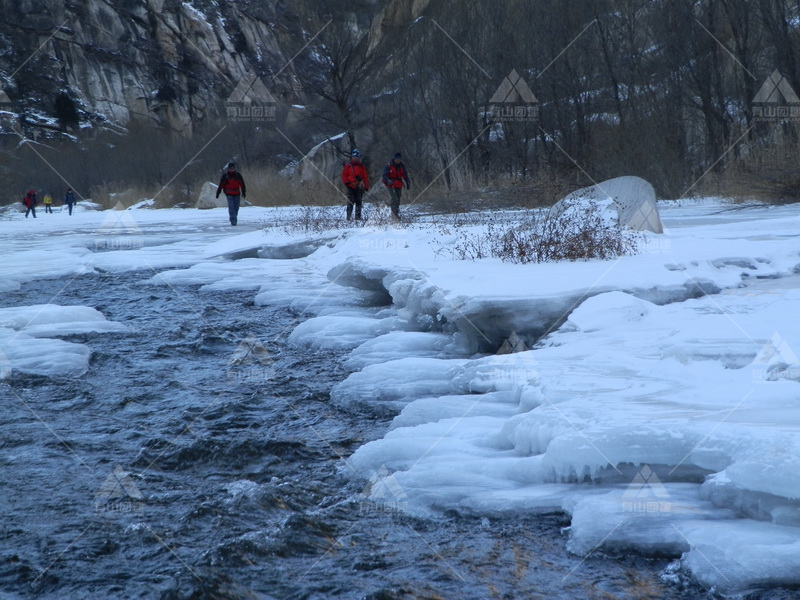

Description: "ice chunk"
345 331 463 370
288 315 412 351
0 305 128 338
0 328 91 378
566 290 652 332
331 357 470 415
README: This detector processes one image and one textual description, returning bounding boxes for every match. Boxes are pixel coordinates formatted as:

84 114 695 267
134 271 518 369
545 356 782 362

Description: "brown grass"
87 166 352 210
698 138 800 204
84 165 587 214
245 167 346 207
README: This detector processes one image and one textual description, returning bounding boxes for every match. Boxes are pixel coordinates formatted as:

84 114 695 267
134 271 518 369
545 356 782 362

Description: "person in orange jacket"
341 149 369 221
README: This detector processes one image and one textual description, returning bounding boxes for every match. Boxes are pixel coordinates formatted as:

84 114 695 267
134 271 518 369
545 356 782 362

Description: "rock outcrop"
0 0 307 135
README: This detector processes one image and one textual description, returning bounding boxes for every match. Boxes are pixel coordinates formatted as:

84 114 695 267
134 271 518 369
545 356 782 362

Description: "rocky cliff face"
0 0 372 136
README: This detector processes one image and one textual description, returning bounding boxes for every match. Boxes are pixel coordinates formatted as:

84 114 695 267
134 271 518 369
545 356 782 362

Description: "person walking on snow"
23 189 37 218
215 162 246 226
64 188 76 215
381 152 411 220
43 193 53 213
341 149 369 221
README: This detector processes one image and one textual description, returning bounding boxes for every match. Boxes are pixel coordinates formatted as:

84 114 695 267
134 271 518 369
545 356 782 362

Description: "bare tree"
293 6 381 153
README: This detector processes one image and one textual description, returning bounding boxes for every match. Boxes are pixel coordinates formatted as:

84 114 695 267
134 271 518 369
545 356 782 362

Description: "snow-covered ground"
3 198 800 595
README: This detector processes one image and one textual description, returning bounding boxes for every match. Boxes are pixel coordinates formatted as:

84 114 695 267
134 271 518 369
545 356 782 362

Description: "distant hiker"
215 162 246 226
341 149 370 221
64 188 76 215
23 189 37 218
381 152 411 220
43 193 53 213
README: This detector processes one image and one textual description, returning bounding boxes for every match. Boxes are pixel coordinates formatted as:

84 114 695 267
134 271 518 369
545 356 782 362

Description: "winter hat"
227 162 236 170
393 152 402 159
351 149 361 157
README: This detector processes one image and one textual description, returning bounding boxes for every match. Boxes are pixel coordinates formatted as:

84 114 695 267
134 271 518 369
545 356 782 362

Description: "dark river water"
0 269 766 599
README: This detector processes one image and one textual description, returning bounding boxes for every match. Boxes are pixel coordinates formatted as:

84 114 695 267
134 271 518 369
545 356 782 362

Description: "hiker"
381 152 411 220
22 189 37 218
341 149 370 221
64 188 76 215
215 162 246 226
43 192 53 213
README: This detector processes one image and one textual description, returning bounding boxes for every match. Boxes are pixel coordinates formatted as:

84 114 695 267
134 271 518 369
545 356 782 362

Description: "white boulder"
552 176 664 233
196 181 226 209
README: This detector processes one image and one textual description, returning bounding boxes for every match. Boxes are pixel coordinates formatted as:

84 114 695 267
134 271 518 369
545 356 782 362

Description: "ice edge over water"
294 207 800 596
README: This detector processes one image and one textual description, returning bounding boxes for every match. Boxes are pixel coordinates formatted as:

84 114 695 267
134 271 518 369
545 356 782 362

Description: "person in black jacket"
215 162 246 226
64 188 76 215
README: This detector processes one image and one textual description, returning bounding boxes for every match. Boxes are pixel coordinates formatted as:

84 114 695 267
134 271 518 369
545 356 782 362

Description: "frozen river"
2 200 800 598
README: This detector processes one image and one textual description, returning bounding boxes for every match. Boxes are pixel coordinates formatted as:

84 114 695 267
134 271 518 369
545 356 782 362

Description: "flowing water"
1 270 725 599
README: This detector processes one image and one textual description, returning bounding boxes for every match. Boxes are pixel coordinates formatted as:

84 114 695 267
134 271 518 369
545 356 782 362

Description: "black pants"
346 187 363 220
66 203 73 215
45 205 53 213
388 187 402 219
25 206 36 218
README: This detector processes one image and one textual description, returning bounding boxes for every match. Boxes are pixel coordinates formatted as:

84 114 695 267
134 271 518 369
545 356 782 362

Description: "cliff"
0 0 388 136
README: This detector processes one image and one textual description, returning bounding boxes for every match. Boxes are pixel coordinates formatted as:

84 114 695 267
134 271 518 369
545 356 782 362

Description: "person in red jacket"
215 162 246 226
381 152 411 220
22 189 37 218
341 149 370 221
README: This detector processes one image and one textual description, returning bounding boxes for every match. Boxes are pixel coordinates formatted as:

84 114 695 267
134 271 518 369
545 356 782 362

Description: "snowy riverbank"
3 199 800 596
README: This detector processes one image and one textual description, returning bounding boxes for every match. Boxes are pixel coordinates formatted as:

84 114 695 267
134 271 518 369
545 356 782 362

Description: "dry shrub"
273 195 420 235
437 197 641 263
